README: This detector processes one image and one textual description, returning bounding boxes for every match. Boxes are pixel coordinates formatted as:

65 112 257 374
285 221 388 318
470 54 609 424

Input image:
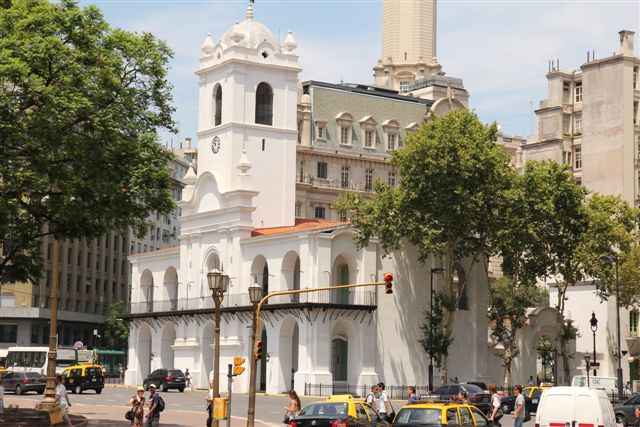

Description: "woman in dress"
128 387 146 427
283 390 301 424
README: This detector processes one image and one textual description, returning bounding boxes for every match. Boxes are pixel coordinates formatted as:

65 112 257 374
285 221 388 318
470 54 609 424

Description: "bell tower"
194 3 300 228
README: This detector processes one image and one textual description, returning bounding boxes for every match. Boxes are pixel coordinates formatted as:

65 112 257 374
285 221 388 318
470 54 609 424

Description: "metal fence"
304 383 431 399
124 289 377 315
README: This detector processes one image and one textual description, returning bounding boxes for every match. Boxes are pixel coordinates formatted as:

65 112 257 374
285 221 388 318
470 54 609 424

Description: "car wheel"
15 385 23 395
75 385 82 395
502 404 511 414
160 383 167 392
616 414 626 426
96 388 103 394
178 387 185 393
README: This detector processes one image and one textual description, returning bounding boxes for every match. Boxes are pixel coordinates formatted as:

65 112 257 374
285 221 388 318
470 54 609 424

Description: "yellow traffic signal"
233 356 246 376
255 340 263 361
384 273 393 294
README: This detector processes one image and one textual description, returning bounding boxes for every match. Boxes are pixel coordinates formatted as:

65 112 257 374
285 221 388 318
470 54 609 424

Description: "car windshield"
25 372 42 379
299 403 348 416
395 408 443 425
463 384 483 394
86 368 102 377
169 370 183 377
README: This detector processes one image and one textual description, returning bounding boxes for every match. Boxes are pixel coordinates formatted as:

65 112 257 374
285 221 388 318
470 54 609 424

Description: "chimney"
619 30 635 56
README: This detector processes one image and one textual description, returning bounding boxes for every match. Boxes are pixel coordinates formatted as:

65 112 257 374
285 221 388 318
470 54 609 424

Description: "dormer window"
255 82 273 125
382 119 400 151
359 115 378 149
213 84 222 126
336 112 353 146
315 120 327 141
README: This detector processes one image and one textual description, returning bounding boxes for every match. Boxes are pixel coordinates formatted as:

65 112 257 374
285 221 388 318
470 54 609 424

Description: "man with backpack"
145 384 164 427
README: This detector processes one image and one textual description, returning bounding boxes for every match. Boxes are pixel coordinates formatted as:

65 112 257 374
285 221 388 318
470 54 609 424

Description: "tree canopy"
0 0 176 283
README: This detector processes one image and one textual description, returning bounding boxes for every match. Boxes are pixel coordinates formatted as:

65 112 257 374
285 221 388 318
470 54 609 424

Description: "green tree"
499 160 588 384
336 109 515 378
105 301 130 349
0 0 176 283
488 276 546 390
419 292 456 370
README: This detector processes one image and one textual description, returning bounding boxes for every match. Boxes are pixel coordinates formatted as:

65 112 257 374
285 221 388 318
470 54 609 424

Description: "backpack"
156 395 165 412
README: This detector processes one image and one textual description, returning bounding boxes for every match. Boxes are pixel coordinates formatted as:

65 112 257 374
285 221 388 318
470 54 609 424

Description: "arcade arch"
160 324 176 372
140 269 154 312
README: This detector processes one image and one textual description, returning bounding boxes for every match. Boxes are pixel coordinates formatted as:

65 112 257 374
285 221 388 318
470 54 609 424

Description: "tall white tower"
374 0 442 92
194 3 300 228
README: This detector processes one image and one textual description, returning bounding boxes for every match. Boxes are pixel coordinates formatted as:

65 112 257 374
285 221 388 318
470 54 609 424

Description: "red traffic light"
255 340 263 361
384 273 393 294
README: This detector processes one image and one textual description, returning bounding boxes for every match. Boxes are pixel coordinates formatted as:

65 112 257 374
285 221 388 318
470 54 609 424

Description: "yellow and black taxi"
61 364 104 394
392 400 490 427
290 394 390 427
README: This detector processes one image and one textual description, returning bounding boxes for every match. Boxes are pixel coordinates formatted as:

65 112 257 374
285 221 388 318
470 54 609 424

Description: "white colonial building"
124 3 492 395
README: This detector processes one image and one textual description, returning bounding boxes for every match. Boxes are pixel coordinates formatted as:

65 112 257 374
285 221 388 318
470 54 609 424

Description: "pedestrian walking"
512 385 526 427
54 374 73 427
145 384 161 427
283 390 301 424
185 369 192 390
377 382 394 422
365 385 377 406
487 384 503 427
205 381 214 427
527 376 535 386
457 389 470 404
128 387 146 427
119 364 126 383
407 386 418 404
0 377 4 415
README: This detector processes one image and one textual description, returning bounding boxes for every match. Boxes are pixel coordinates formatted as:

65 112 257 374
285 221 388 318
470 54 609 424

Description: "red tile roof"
251 218 347 237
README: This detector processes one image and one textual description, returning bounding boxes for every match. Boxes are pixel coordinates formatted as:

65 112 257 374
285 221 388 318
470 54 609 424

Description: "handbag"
283 414 291 424
50 406 64 425
125 410 135 421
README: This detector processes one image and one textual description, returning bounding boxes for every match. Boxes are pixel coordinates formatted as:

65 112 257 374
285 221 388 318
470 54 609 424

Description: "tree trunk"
503 351 513 392
442 245 455 383
559 338 571 385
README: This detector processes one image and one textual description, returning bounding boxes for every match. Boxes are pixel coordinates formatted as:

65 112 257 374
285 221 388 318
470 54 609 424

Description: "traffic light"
232 356 245 376
384 273 393 294
255 340 263 361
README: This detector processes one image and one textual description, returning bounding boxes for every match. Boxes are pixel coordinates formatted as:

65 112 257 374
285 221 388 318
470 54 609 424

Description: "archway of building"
163 266 179 311
202 250 221 300
160 323 176 372
331 255 352 305
140 269 154 312
278 316 300 393
137 324 152 381
281 251 301 303
250 255 269 304
331 320 356 391
202 323 215 386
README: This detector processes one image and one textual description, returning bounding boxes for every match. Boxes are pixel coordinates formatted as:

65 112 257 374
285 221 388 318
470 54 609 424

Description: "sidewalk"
4 396 277 427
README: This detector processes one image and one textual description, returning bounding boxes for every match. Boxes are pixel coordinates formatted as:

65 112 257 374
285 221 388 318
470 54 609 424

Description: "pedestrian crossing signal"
255 340 263 361
384 273 393 294
232 356 245 376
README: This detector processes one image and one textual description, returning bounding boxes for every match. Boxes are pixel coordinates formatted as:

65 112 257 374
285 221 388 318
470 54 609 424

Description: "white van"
572 376 618 396
536 387 616 427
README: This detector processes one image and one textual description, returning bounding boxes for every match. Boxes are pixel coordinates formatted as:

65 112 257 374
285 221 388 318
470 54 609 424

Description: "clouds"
81 0 639 141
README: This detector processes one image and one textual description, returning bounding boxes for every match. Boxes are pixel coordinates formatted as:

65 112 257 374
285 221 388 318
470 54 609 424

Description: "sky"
79 0 639 146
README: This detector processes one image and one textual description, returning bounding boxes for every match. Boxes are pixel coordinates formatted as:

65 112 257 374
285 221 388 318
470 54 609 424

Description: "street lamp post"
429 267 444 392
585 353 591 388
590 312 598 376
246 279 263 427
601 254 623 402
207 266 230 427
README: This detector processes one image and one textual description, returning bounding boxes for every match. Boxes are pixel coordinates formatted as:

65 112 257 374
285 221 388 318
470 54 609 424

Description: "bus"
6 346 96 375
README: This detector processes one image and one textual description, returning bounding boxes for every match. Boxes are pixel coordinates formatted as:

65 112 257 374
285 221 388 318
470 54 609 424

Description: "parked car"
143 368 186 392
536 387 616 427
501 386 549 414
1 371 45 395
290 394 389 427
432 384 492 414
613 393 640 426
393 401 490 427
62 364 104 394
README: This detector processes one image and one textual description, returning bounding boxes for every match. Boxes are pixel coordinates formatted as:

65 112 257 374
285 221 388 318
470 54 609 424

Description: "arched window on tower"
213 84 222 126
255 82 273 126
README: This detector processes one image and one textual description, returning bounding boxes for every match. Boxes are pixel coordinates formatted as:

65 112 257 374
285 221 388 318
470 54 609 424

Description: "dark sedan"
433 384 492 414
143 368 186 392
613 393 640 426
2 371 46 395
